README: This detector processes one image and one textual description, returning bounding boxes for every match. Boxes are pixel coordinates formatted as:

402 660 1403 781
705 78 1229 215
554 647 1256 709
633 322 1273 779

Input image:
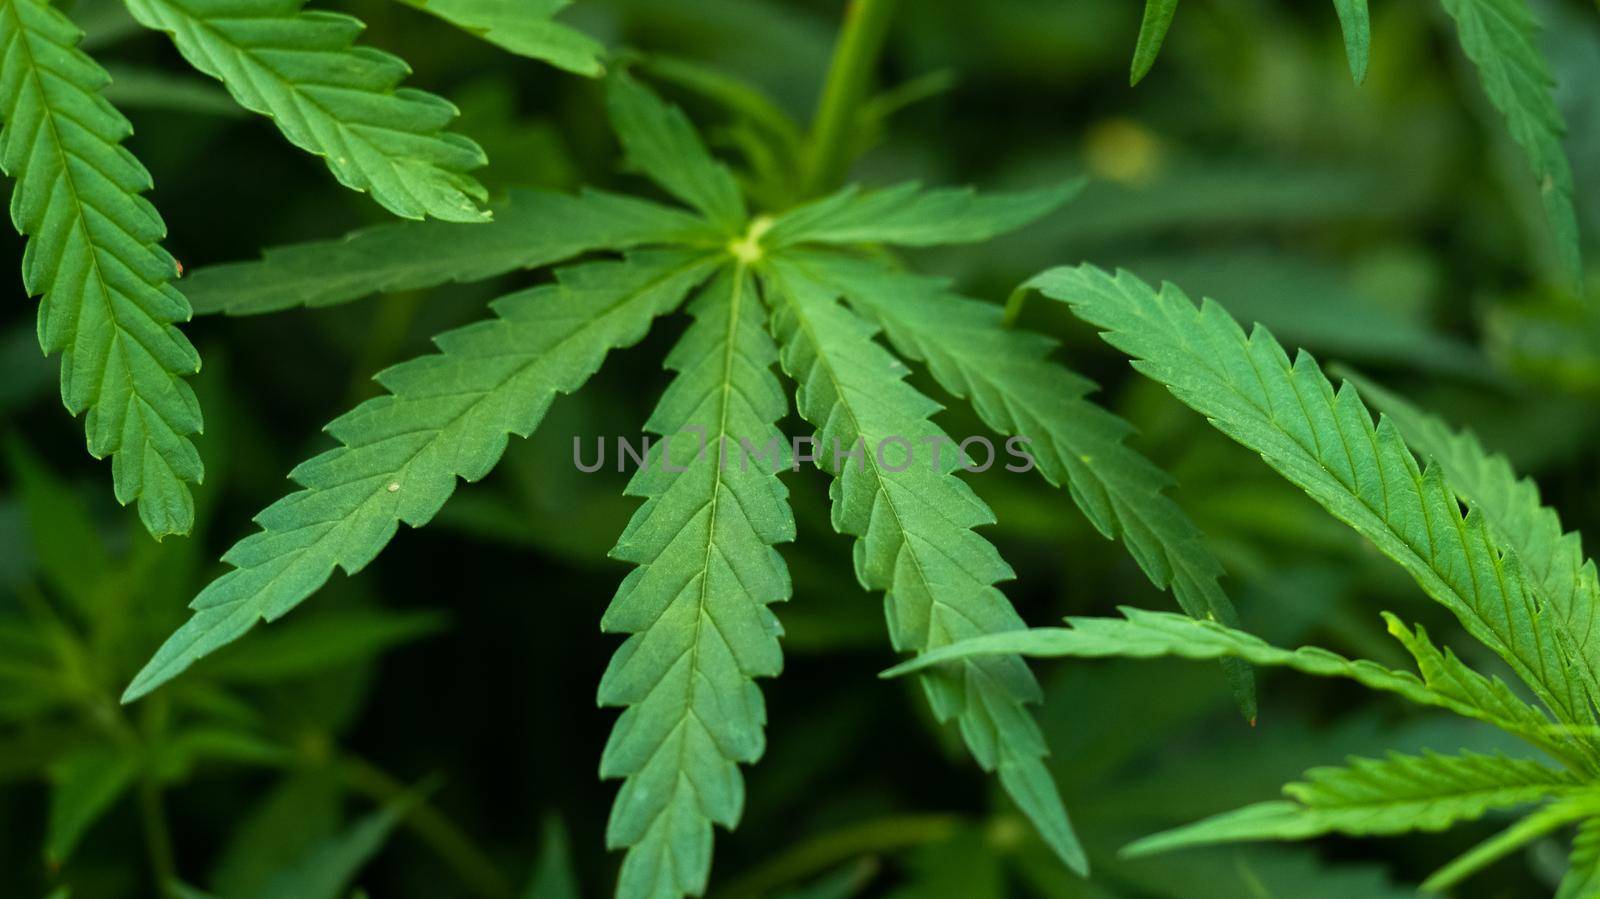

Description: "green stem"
800 0 899 198
139 778 177 896
1001 285 1032 329
333 755 514 899
135 695 179 896
1419 795 1596 892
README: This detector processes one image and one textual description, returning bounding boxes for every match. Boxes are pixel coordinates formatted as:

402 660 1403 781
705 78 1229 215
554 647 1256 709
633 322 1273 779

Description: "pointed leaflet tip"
1130 0 1179 86
1332 0 1371 85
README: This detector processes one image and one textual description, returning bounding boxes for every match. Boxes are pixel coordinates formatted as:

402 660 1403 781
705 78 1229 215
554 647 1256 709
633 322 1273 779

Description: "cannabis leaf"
1027 265 1597 736
882 603 1600 886
392 0 604 76
0 0 202 537
797 249 1254 712
123 251 718 702
762 179 1082 249
970 265 1600 890
1124 750 1578 853
122 69 1244 898
183 188 714 316
598 265 795 898
121 0 491 222
1352 374 1600 706
766 254 1087 875
1562 819 1600 899
883 607 1563 761
609 69 745 234
1438 0 1581 280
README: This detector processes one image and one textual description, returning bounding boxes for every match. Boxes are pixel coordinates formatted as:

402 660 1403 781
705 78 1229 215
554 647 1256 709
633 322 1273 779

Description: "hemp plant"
1 0 1589 895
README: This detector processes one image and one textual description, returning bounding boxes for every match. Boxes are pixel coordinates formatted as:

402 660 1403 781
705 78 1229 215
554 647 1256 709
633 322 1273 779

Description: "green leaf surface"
123 251 717 702
122 0 491 222
1438 0 1582 280
1029 266 1594 738
185 188 711 316
1380 614 1562 756
607 70 745 233
882 608 1560 755
1125 750 1578 856
637 54 802 155
599 264 795 899
1420 795 1600 892
394 0 603 75
1352 374 1600 712
803 249 1253 714
1559 816 1600 899
1130 0 1179 86
0 0 202 537
765 179 1082 249
1331 0 1370 83
766 254 1086 876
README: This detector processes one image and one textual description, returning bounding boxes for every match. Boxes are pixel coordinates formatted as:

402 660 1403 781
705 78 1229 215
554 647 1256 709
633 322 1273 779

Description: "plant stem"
1001 285 1032 329
139 778 177 896
334 755 514 899
800 0 899 198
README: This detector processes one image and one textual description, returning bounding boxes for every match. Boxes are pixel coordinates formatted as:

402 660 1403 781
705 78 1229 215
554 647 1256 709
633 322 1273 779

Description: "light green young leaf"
1029 266 1594 735
46 746 141 863
185 188 712 316
123 251 717 702
1124 750 1579 856
882 608 1563 757
122 0 491 222
393 0 603 75
1559 816 1600 899
1438 0 1581 281
608 71 745 233
764 179 1083 250
0 0 202 537
1332 0 1370 84
802 250 1254 714
1130 0 1179 86
1352 374 1600 709
599 265 794 899
766 256 1086 876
